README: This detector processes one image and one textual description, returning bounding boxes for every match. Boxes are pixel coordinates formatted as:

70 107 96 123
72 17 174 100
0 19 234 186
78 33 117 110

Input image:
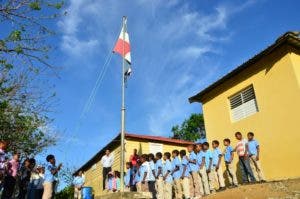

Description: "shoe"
217 187 226 192
233 184 239 188
260 180 267 183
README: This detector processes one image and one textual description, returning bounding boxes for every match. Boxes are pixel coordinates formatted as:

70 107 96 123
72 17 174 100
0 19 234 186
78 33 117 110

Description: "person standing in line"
129 149 139 172
202 142 215 194
211 140 226 191
171 150 182 199
100 149 114 190
18 158 35 199
124 162 132 192
179 150 190 199
42 155 62 199
154 152 163 199
234 132 256 184
162 152 172 199
247 132 266 183
223 139 238 187
140 154 150 192
187 145 202 199
134 162 141 192
0 141 8 192
2 152 20 199
148 153 156 199
73 170 85 199
195 143 210 195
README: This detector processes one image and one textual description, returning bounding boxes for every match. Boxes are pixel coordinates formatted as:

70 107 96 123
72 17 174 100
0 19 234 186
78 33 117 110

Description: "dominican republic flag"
113 18 132 76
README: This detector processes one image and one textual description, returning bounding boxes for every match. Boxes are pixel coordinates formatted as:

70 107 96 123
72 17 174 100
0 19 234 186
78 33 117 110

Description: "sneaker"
217 187 226 192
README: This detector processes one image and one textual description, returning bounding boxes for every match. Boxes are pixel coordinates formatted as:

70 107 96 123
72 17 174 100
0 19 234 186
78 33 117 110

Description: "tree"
171 113 206 142
0 0 64 156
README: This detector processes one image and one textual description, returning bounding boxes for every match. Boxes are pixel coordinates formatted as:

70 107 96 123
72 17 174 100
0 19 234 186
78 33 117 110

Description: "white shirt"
141 161 150 181
236 139 248 157
101 154 114 168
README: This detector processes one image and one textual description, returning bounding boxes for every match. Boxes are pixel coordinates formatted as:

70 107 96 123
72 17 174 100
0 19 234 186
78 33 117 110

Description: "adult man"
101 149 114 190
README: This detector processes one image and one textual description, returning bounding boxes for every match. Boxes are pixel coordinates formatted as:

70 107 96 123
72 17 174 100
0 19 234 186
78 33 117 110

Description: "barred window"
229 86 259 122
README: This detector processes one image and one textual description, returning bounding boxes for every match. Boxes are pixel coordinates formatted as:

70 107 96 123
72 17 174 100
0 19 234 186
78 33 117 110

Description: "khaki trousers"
249 155 265 181
42 182 53 199
214 166 225 188
155 177 164 199
136 182 142 192
141 181 149 192
163 182 172 199
181 177 190 199
173 179 183 199
225 163 238 185
74 187 82 199
199 167 210 195
189 171 202 197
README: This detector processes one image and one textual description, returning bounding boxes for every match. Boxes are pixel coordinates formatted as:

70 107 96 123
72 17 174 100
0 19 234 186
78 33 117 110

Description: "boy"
155 152 163 199
0 141 7 190
179 149 190 199
187 145 202 198
171 150 182 199
124 162 132 191
42 154 62 199
235 132 256 184
140 154 150 192
223 138 238 187
162 152 173 199
2 152 20 198
212 140 226 191
247 132 266 183
148 153 157 198
196 143 209 195
73 170 85 198
202 142 215 193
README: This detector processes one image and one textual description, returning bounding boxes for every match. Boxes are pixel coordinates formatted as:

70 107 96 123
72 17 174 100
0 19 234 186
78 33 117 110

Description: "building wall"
201 45 300 181
83 139 190 197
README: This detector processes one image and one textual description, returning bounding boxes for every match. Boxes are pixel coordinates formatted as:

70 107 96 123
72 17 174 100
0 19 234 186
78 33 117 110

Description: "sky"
38 0 300 170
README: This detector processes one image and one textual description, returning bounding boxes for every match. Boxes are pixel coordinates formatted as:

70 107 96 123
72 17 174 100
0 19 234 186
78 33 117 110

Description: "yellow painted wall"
83 138 190 197
201 45 300 181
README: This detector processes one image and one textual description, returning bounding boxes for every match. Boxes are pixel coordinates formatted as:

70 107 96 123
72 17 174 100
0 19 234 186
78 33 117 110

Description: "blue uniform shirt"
224 146 234 163
172 156 181 180
162 160 173 183
212 147 222 166
155 159 163 177
125 168 131 186
196 151 205 166
148 160 155 181
248 139 259 156
188 151 199 172
73 176 85 187
44 162 55 183
181 156 190 177
134 168 141 183
203 150 213 169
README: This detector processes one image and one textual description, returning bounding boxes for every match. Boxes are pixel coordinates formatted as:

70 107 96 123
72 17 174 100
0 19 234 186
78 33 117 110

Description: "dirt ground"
205 178 300 199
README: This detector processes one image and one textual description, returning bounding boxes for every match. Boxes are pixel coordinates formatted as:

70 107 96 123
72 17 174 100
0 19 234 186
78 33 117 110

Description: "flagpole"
120 16 126 193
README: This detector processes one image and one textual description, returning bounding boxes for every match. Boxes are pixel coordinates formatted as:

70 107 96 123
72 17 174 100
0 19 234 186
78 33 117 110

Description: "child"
212 140 226 191
187 144 202 198
114 171 121 192
179 150 190 199
195 143 210 195
223 138 238 187
134 162 141 192
155 152 163 199
106 171 115 192
140 154 150 192
148 153 156 198
162 152 172 199
72 170 85 198
0 141 7 190
235 132 256 184
171 150 182 199
2 152 20 198
202 142 215 193
247 132 266 183
124 162 132 191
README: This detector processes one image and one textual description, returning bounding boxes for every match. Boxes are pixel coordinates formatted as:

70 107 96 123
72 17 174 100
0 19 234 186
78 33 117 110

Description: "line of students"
124 132 265 199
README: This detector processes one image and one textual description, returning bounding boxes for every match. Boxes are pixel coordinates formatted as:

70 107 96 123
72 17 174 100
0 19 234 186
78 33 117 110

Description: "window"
229 86 259 122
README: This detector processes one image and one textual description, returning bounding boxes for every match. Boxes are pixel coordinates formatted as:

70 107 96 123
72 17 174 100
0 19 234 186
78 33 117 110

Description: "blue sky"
40 0 299 169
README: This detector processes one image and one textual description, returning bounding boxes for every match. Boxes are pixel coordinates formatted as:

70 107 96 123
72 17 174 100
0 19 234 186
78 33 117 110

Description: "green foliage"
171 113 206 142
9 30 22 41
55 186 74 199
29 2 41 10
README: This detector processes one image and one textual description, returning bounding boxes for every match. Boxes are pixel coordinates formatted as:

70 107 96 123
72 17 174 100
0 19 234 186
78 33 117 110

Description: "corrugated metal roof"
189 31 300 103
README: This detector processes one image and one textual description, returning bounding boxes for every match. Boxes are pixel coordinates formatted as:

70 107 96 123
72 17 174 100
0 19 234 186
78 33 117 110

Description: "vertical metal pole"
120 16 126 192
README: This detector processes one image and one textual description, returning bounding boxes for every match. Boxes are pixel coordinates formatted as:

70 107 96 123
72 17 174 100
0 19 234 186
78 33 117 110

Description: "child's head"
212 140 219 149
235 132 243 140
23 158 30 167
46 154 55 164
195 144 202 152
163 152 171 161
179 150 186 158
126 162 132 169
172 150 179 158
202 142 209 150
148 153 154 161
29 158 36 169
114 171 120 178
0 141 7 151
140 154 148 163
155 152 162 160
247 132 254 140
13 153 20 161
108 171 114 178
223 138 231 146
187 144 195 153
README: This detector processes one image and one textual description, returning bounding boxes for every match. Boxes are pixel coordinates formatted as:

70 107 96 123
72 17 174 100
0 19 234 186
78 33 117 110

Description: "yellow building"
76 133 192 197
189 31 300 181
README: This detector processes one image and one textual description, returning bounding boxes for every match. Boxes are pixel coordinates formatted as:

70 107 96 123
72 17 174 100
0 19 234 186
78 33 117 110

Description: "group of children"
123 132 265 199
